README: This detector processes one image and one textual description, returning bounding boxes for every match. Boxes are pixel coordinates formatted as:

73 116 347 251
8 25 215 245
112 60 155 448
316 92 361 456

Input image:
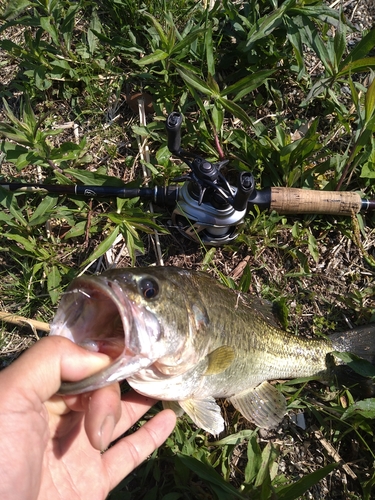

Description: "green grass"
0 0 375 498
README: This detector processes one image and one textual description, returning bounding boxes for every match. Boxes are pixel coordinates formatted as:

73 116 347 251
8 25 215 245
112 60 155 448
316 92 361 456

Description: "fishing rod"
164 112 375 244
1 112 374 245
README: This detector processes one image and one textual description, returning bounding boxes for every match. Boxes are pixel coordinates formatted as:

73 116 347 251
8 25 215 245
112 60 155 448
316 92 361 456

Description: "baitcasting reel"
165 112 255 245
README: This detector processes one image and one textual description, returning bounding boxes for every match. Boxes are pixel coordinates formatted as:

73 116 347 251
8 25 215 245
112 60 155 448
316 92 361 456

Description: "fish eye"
139 277 159 300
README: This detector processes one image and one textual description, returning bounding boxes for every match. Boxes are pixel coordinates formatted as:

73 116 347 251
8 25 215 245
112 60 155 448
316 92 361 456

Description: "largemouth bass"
50 266 375 434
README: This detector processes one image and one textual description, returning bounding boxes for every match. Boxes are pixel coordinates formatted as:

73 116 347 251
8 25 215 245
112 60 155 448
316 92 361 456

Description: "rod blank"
0 182 373 215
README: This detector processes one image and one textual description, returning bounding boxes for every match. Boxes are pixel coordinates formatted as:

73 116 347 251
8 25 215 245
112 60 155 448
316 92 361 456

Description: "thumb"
0 336 111 403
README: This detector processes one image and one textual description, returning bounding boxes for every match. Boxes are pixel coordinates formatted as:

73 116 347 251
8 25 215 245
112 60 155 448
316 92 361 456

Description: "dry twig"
311 425 357 480
0 311 50 335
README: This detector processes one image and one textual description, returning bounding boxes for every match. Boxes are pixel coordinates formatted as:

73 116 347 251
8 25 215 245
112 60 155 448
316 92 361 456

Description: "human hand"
0 336 176 500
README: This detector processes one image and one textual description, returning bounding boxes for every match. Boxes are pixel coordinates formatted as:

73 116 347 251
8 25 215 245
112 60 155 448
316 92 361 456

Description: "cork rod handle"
270 187 362 215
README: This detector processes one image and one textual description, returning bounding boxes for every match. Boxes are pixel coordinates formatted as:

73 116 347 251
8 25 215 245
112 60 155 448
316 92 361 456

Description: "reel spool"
171 182 248 245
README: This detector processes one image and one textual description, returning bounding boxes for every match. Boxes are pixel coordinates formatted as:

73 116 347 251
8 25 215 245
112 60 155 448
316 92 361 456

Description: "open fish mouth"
50 275 157 395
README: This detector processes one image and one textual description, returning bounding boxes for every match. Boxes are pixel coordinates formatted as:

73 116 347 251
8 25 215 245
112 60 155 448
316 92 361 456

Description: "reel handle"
166 112 183 154
270 187 363 215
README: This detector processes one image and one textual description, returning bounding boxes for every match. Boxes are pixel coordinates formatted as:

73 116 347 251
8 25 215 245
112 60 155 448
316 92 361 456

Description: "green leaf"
119 221 145 264
64 169 125 186
180 82 210 122
47 264 61 304
40 16 59 45
333 351 375 378
137 49 169 66
204 21 215 75
288 4 341 24
63 220 98 239
361 160 375 179
170 27 205 57
177 454 244 498
88 8 101 54
207 72 220 96
0 211 13 224
254 442 279 487
5 231 36 253
1 0 34 20
161 494 181 500
333 12 347 72
365 77 375 126
60 3 79 49
50 141 89 164
298 16 334 75
220 70 276 101
342 398 375 421
341 29 375 69
172 59 202 74
176 67 213 96
348 74 359 110
131 124 150 137
212 101 224 132
286 19 306 79
336 57 375 79
275 463 338 499
307 231 319 263
301 77 333 106
217 96 253 127
142 12 169 49
0 122 32 146
0 141 30 169
80 225 120 268
239 264 251 293
212 428 258 446
0 187 27 226
202 247 216 267
245 433 263 484
244 0 295 51
29 195 58 225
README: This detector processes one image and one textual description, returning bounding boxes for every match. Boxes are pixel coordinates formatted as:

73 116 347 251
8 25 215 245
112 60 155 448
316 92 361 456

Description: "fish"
49 266 375 435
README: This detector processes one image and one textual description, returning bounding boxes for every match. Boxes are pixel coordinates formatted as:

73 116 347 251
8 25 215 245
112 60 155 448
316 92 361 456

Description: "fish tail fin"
330 324 375 397
330 323 375 364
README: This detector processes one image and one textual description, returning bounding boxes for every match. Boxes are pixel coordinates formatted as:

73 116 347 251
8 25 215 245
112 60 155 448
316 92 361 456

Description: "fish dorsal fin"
242 295 281 329
179 397 225 435
204 346 235 376
230 381 286 429
162 400 184 417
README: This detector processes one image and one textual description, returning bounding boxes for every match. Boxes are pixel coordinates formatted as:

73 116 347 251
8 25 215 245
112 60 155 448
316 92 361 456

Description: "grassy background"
0 0 375 498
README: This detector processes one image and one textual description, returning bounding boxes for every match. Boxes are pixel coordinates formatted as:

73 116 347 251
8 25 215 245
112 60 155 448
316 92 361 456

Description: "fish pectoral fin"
179 397 225 435
230 381 286 429
204 346 235 376
162 400 184 417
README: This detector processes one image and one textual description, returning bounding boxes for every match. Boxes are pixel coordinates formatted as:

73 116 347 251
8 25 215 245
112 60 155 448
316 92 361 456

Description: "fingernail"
100 415 115 451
